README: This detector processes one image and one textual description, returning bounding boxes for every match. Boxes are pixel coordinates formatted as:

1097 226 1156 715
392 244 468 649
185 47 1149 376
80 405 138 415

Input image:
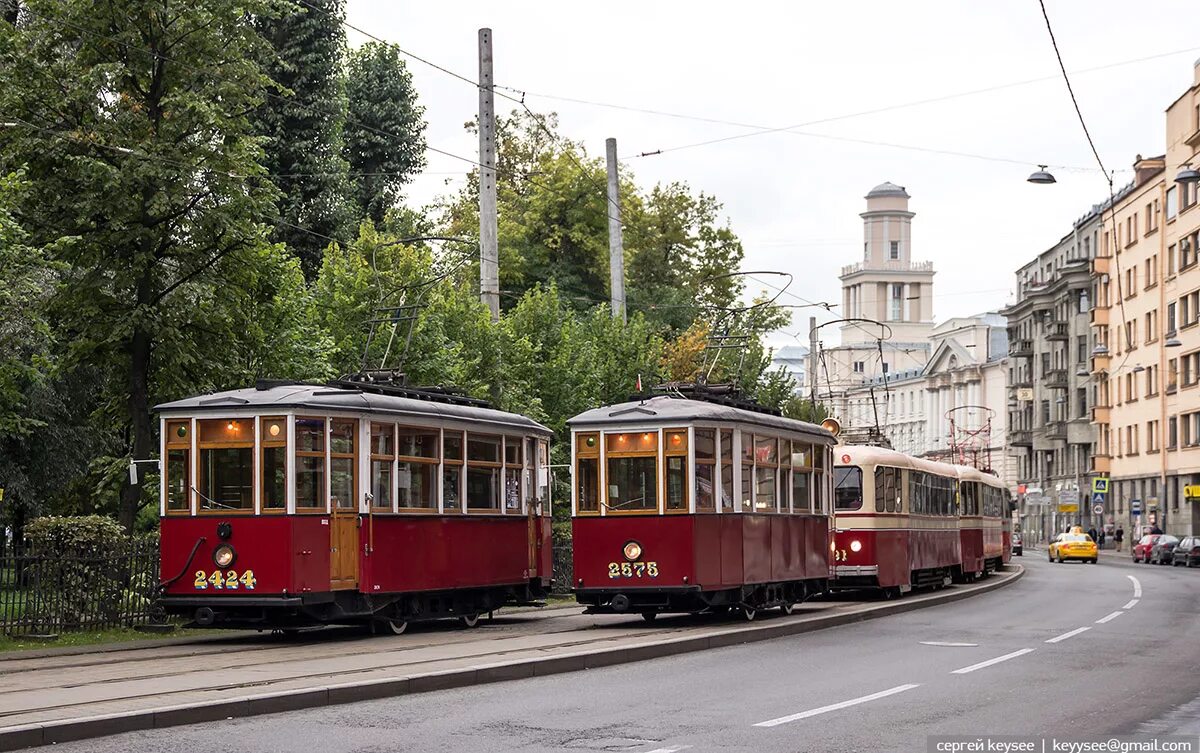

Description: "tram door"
329 418 360 590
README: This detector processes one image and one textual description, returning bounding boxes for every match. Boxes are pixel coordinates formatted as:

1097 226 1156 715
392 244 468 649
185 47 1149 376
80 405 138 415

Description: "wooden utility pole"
478 28 500 322
605 137 625 322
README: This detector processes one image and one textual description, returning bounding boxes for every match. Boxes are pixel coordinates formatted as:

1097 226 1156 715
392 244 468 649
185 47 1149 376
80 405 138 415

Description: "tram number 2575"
607 561 659 579
194 570 257 590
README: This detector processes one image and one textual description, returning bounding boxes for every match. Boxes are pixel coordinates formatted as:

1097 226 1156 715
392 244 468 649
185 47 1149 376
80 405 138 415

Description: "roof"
953 464 1006 489
865 181 910 199
567 396 834 443
155 384 552 436
833 444 959 477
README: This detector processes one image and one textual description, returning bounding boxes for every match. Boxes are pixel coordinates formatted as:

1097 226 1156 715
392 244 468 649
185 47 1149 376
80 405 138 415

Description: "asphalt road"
45 553 1200 753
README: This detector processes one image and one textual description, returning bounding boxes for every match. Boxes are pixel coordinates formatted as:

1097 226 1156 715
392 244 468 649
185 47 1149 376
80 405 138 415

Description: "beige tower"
840 182 936 346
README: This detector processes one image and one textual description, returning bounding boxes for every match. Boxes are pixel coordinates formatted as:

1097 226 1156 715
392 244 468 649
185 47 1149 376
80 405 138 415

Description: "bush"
25 515 125 554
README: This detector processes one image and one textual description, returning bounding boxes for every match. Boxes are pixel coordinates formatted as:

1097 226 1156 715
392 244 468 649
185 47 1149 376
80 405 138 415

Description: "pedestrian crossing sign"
1091 477 1109 495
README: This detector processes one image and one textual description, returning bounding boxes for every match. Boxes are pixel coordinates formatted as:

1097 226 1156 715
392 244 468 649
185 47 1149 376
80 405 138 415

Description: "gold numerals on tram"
607 561 659 579
832 549 848 562
193 569 258 590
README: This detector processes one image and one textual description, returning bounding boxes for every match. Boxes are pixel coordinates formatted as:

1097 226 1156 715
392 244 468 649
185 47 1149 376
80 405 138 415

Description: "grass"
0 624 213 653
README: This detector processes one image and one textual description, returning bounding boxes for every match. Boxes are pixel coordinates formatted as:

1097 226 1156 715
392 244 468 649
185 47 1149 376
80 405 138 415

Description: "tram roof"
155 384 553 436
567 396 834 443
834 444 962 477
952 464 1007 489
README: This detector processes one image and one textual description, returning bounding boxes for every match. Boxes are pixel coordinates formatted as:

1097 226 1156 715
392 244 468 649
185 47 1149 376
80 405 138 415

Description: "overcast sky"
345 0 1200 348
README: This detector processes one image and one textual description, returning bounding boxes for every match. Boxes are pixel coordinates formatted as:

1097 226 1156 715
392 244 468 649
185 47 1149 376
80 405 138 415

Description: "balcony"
1092 255 1112 276
1046 421 1068 440
1091 353 1111 373
841 260 935 276
1092 405 1111 423
1045 368 1068 389
1046 322 1069 341
1010 430 1033 447
1090 454 1112 474
1009 340 1034 358
1090 307 1110 326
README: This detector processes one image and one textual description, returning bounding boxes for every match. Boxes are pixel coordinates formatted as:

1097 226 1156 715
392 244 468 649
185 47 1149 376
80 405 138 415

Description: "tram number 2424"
607 561 659 579
193 570 258 590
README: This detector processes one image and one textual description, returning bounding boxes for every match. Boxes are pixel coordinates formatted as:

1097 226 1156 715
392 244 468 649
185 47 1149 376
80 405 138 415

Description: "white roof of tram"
833 444 961 478
952 464 1007 490
568 395 835 444
155 383 553 436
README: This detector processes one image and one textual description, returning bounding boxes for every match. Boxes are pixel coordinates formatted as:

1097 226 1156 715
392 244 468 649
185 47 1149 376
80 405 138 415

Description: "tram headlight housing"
622 540 642 561
212 543 237 569
849 540 862 553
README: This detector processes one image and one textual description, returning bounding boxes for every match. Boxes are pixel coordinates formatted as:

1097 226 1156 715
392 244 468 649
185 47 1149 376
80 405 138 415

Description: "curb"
0 565 1023 751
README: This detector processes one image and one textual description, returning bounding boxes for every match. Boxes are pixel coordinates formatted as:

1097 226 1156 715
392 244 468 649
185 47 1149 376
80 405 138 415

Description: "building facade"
1002 206 1102 543
1092 61 1200 537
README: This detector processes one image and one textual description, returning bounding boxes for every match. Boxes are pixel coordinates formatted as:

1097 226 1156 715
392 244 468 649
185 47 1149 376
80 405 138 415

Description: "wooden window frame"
259 416 288 514
395 424 439 513
465 432 503 514
503 435 524 515
164 419 192 516
328 418 359 512
441 429 466 514
196 417 255 516
718 429 734 513
752 435 780 514
663 427 689 514
574 432 601 516
694 427 717 514
294 415 328 513
603 430 661 516
369 421 397 513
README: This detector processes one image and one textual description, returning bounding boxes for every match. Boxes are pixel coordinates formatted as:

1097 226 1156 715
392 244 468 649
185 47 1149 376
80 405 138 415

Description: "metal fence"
0 538 159 637
551 544 573 595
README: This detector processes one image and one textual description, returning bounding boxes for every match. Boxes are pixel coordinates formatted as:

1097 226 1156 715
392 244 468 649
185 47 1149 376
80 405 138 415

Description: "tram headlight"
849 540 862 553
212 543 237 569
622 540 642 561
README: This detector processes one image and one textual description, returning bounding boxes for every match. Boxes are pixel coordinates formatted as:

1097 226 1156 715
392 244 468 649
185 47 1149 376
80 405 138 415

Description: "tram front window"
834 466 863 511
607 456 658 512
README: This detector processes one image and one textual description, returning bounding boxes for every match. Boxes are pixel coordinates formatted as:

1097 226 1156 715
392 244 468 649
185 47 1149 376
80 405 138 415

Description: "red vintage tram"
831 446 1010 597
568 389 837 621
954 464 1010 578
155 378 553 633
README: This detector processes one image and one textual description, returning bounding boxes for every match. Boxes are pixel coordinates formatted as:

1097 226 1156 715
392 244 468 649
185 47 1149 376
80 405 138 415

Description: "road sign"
1091 477 1110 495
1130 499 1142 514
1185 485 1200 500
1016 387 1034 402
1058 503 1079 513
1092 492 1106 506
1093 504 1104 515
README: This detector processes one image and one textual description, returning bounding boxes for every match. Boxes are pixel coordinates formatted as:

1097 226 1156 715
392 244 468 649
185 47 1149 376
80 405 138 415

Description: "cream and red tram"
156 379 553 633
568 392 836 621
954 464 1011 576
831 445 963 596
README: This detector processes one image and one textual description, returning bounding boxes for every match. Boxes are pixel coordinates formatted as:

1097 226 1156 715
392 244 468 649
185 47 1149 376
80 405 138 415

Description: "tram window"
665 456 687 512
537 440 550 516
607 456 658 512
755 437 778 512
694 429 716 513
606 432 657 453
576 457 600 513
468 434 501 463
503 437 523 512
719 429 734 512
165 448 190 512
261 416 287 512
467 433 501 511
295 417 326 512
329 419 357 510
834 467 862 511
875 467 898 513
792 470 811 513
398 428 438 459
370 423 395 512
398 461 437 510
165 420 190 513
197 419 253 512
443 431 464 514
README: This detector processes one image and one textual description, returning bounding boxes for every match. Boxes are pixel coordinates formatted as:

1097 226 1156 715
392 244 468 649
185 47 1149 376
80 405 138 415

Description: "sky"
344 0 1200 348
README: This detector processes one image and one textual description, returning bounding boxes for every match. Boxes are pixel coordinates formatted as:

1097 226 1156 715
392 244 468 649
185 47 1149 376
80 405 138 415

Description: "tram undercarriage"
577 577 829 621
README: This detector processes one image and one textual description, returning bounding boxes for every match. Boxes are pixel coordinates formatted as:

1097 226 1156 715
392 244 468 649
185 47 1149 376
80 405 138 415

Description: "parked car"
1171 536 1200 568
1149 535 1180 565
1133 534 1163 563
1012 533 1023 557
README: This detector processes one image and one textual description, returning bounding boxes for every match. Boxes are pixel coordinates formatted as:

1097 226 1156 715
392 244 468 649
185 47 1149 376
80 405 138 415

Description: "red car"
1132 533 1163 563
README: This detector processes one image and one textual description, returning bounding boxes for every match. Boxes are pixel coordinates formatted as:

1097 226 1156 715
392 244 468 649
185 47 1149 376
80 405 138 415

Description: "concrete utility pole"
808 316 818 406
605 137 626 322
478 28 500 322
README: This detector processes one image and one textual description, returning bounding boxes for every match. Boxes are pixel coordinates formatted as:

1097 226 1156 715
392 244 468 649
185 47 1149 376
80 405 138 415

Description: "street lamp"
1165 332 1183 348
1076 366 1090 377
1132 365 1146 373
1028 165 1057 184
1175 163 1200 185
1091 344 1109 356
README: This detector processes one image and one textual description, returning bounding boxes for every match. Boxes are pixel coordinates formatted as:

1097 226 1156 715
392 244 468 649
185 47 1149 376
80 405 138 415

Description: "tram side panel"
959 521 986 575
365 517 532 593
572 516 697 592
160 515 310 597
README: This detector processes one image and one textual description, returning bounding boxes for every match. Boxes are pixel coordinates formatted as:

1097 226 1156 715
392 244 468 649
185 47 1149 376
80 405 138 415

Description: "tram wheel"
460 613 481 628
742 606 757 622
882 586 902 600
779 602 795 616
640 611 658 623
386 619 408 635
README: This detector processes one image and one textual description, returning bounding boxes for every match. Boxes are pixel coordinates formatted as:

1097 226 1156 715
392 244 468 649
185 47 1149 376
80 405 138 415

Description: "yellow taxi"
1049 527 1098 564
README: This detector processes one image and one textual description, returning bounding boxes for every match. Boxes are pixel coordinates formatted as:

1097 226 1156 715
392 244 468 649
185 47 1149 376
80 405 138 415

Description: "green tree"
343 41 427 224
255 0 354 278
0 0 294 530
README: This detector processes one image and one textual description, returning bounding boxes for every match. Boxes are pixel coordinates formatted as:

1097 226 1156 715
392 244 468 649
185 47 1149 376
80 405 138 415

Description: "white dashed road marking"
1096 611 1124 624
1128 575 1142 598
644 746 691 753
920 641 979 647
950 648 1035 675
753 684 921 727
1045 626 1091 644
1123 599 1139 610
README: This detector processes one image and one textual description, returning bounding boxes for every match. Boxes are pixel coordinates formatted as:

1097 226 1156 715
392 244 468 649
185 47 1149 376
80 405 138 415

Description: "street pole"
808 316 818 407
477 28 500 322
605 137 625 322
